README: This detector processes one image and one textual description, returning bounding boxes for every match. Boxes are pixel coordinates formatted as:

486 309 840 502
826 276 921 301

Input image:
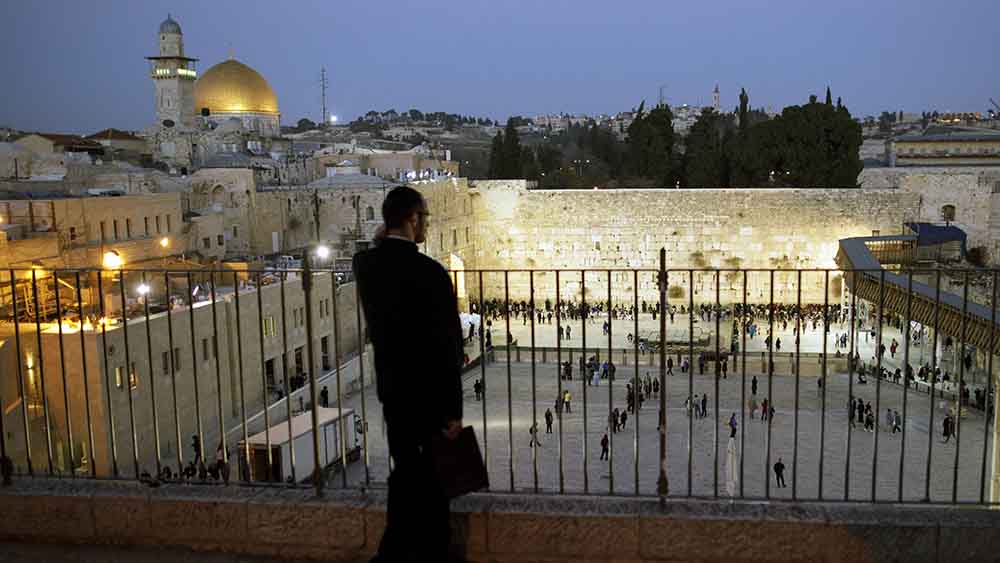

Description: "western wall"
461 181 921 305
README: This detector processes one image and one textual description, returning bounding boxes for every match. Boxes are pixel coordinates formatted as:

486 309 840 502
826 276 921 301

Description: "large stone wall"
470 181 920 303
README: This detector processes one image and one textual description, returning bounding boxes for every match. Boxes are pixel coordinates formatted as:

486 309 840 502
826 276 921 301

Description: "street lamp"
159 237 170 248
315 244 331 260
102 250 123 270
137 283 150 296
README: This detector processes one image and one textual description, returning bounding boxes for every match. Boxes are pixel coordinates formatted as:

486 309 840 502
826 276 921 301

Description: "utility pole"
320 68 329 126
658 84 667 108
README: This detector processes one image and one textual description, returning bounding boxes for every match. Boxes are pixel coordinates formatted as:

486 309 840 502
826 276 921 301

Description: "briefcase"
429 426 489 499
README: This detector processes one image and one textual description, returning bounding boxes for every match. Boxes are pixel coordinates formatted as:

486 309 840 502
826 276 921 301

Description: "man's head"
382 185 429 243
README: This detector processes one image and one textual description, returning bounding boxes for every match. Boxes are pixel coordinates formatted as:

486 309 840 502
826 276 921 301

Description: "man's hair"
382 185 425 229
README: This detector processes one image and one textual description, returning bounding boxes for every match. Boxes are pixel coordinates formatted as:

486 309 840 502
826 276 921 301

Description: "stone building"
888 126 1000 167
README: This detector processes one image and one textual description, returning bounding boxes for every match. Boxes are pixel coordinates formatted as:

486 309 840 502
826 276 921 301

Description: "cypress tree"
825 86 833 105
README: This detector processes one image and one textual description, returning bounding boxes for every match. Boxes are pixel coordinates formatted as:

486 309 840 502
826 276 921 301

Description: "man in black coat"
354 186 464 562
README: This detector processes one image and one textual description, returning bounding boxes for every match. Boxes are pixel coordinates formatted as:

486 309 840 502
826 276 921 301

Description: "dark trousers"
376 409 451 561
776 472 786 487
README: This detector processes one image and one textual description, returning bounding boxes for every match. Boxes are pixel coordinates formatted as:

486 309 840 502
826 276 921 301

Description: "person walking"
473 379 482 401
943 414 953 443
545 408 554 434
353 186 464 562
564 390 572 413
751 375 758 396
320 385 329 408
728 413 737 438
600 433 610 461
701 394 709 420
892 409 901 434
667 357 674 376
749 396 758 419
529 422 541 448
620 409 628 431
774 458 786 488
761 398 769 423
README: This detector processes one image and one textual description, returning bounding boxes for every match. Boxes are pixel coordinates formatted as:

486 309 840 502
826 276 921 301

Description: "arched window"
941 204 956 223
365 206 375 221
211 185 225 206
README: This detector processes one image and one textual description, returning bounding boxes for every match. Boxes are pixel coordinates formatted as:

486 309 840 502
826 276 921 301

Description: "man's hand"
443 419 463 440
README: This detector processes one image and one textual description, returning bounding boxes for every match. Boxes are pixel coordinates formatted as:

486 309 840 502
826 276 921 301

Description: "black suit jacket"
353 237 463 431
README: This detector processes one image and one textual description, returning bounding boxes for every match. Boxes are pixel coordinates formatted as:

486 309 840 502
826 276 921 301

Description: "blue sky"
1 0 998 134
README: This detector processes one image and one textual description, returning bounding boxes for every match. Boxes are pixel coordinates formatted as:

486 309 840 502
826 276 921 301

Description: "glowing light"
137 284 150 296
315 245 330 259
25 353 34 370
102 250 123 269
329 115 338 123
160 237 170 248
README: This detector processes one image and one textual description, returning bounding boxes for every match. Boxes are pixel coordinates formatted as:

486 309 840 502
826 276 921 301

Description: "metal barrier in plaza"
0 257 997 506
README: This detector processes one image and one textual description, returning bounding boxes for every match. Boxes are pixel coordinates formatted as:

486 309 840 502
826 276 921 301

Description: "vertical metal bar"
329 272 348 490
208 273 227 474
232 271 250 484
278 274 296 484
30 269 55 474
97 273 118 476
478 271 489 488
740 270 747 497
633 269 640 495
353 279 371 487
714 270 720 498
953 271 969 504
53 272 76 476
766 270 774 499
845 271 857 501
117 270 139 479
899 271 913 502
9 272 33 476
504 271 514 492
165 272 182 476
793 270 801 500
75 272 97 478
301 257 323 495
554 270 563 494
820 270 829 500
186 273 205 469
255 272 273 481
687 269 694 496
530 271 538 493
657 250 669 501
581 270 589 494
0 274 7 481
607 271 614 494
925 269 942 502
872 270 885 502
981 271 997 504
140 272 162 476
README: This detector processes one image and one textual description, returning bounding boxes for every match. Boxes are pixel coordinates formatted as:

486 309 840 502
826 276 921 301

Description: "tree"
682 109 730 187
738 88 750 132
825 86 833 106
624 101 675 185
408 109 424 121
488 131 504 179
296 118 317 132
500 119 523 178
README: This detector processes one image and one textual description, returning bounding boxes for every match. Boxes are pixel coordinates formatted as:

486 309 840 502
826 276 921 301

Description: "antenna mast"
320 67 329 125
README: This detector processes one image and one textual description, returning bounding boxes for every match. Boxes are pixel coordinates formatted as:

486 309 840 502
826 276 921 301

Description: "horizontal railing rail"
0 261 997 506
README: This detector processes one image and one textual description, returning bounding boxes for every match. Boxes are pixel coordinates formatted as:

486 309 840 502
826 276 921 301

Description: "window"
263 315 276 338
265 358 275 387
166 214 172 232
100 221 106 242
217 234 224 246
992 181 1000 194
465 226 469 243
440 232 445 251
113 220 119 240
941 204 956 222
129 362 138 390
452 229 458 247
69 226 77 241
321 336 330 370
144 217 150 236
155 215 162 234
125 218 132 238
294 347 304 376
172 347 181 371
365 206 374 221
202 237 211 249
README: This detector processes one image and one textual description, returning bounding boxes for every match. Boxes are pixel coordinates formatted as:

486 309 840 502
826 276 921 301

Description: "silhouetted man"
354 186 464 562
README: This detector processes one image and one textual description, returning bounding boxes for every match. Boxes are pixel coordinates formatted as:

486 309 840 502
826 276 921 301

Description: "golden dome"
194 59 279 116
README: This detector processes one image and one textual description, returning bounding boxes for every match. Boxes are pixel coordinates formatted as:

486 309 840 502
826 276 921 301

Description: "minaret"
713 84 720 112
147 15 198 128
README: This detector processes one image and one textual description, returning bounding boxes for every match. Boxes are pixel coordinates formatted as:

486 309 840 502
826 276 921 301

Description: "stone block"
92 491 152 543
147 495 247 548
487 512 638 558
638 516 827 562
0 492 95 541
246 493 365 550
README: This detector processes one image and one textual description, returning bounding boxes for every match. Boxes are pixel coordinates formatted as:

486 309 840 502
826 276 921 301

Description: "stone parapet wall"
1 479 998 562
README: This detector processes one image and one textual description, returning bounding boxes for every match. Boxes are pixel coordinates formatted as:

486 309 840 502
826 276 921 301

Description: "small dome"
159 15 182 35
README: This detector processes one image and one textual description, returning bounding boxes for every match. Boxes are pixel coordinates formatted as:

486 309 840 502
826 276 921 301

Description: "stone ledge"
1 479 999 562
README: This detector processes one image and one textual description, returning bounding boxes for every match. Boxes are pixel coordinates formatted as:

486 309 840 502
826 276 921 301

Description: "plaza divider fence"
0 258 997 506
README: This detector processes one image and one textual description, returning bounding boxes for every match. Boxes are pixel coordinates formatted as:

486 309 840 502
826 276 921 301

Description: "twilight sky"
1 0 998 134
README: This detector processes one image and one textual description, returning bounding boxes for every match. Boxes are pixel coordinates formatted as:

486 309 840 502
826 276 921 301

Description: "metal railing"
0 258 997 505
